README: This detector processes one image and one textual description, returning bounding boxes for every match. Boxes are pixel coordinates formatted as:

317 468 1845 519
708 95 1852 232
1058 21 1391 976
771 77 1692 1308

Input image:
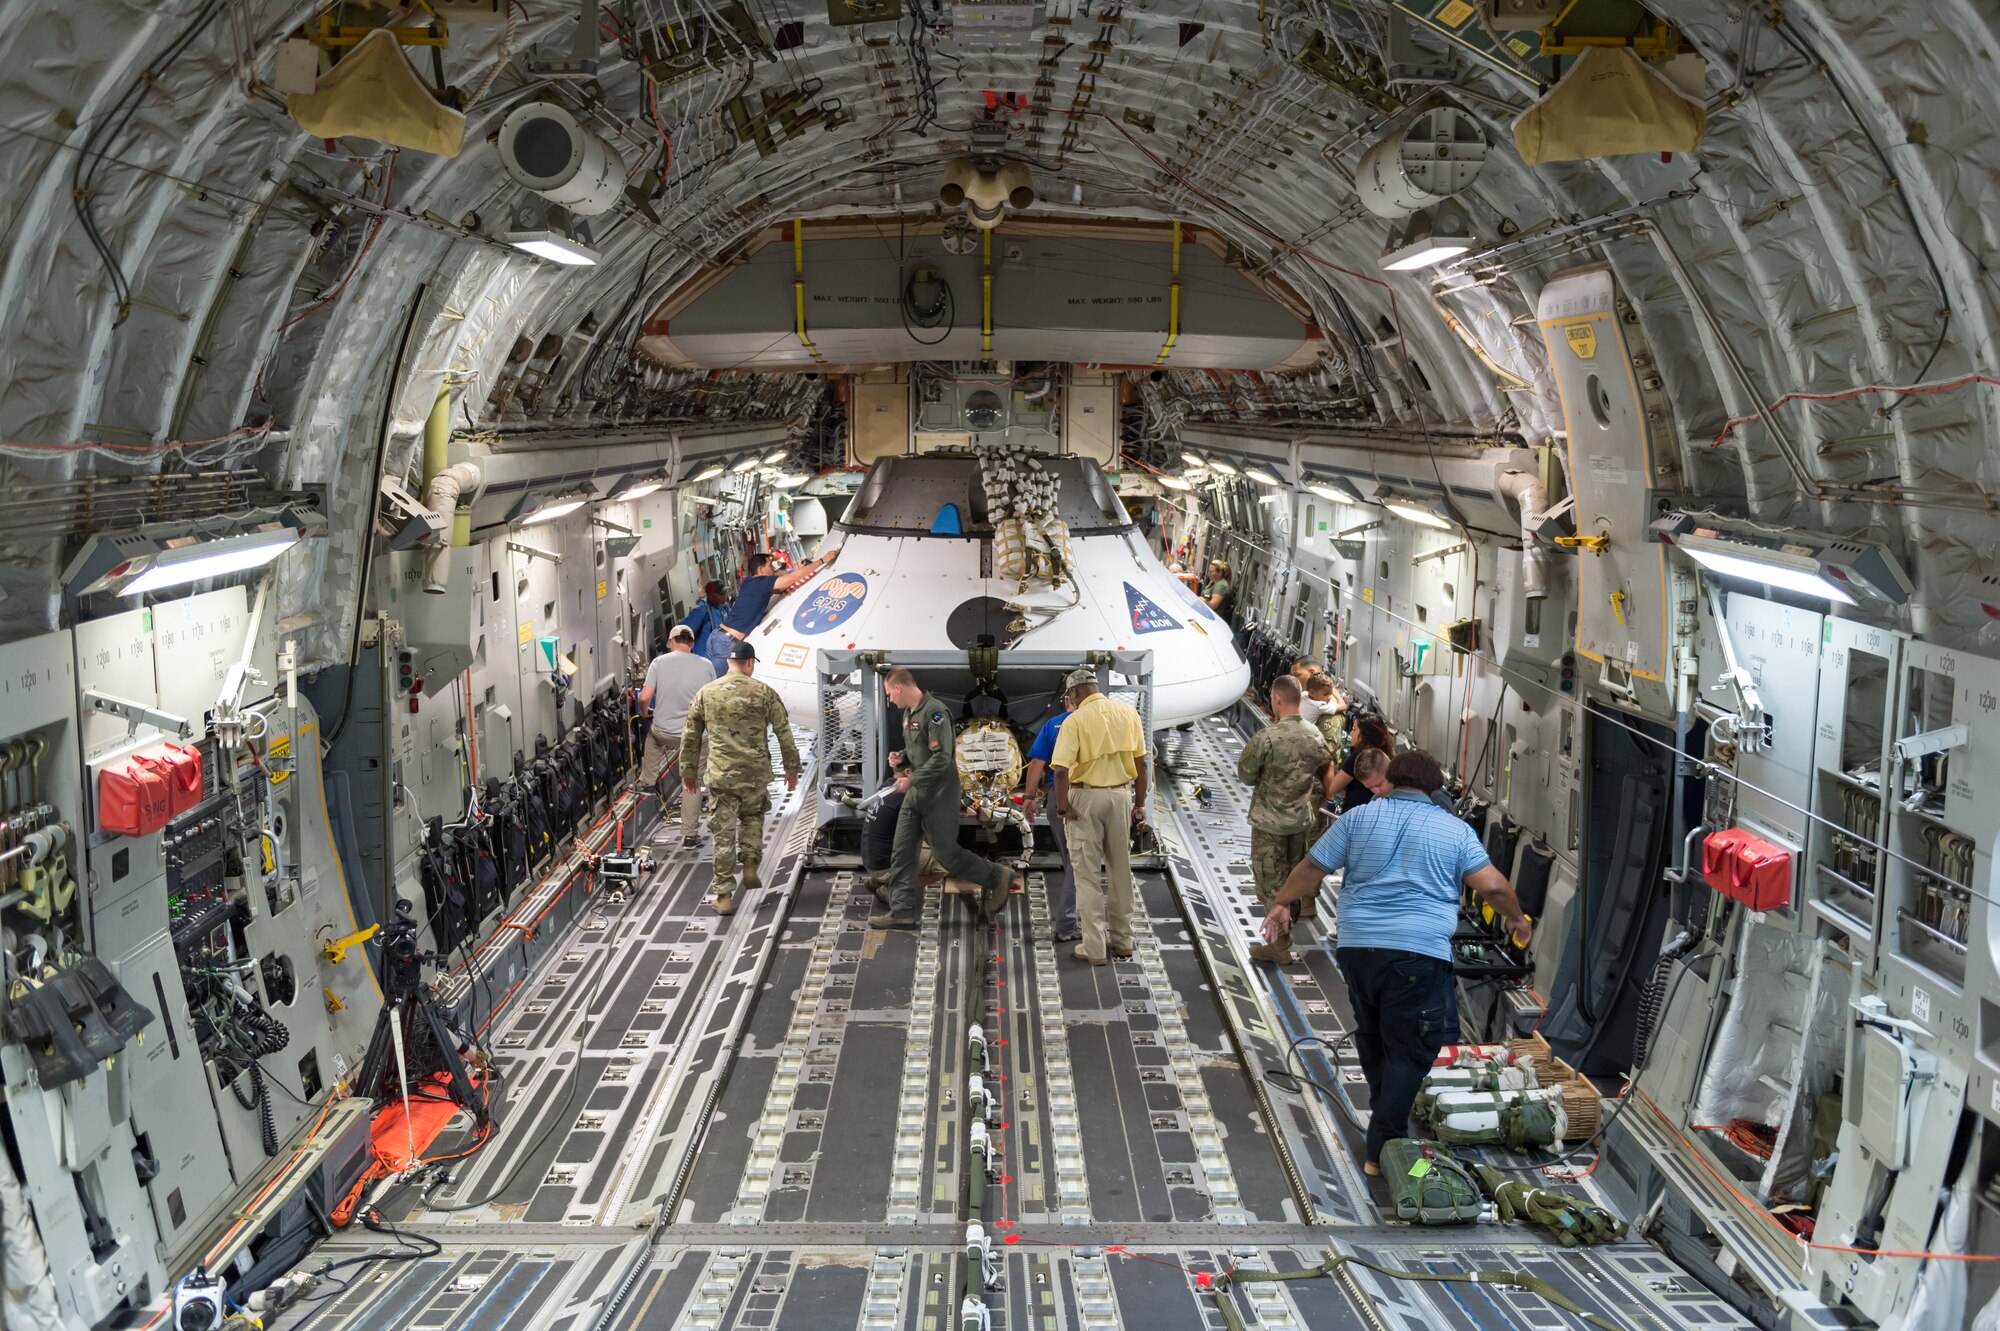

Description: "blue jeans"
1335 947 1458 1163
1045 805 1079 934
703 627 734 675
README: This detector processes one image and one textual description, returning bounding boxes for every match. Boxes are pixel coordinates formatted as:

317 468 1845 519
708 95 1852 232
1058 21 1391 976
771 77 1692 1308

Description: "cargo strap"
1206 1252 1622 1331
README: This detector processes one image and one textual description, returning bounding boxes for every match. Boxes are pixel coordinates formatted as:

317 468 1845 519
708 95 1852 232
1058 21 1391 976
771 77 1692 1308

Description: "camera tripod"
352 901 488 1155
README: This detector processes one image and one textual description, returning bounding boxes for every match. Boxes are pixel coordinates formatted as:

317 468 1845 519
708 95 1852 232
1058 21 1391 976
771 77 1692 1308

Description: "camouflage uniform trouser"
707 783 772 898
1250 827 1317 910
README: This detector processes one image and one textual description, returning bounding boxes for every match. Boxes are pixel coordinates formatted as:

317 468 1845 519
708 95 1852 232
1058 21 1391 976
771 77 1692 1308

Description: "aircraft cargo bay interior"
0 0 1997 1328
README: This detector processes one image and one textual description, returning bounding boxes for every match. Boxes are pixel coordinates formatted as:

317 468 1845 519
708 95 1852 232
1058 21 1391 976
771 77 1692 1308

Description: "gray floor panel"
260 727 1754 1331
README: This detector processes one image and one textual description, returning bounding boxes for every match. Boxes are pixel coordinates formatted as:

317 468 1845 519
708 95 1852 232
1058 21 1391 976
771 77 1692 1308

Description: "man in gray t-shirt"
639 624 717 846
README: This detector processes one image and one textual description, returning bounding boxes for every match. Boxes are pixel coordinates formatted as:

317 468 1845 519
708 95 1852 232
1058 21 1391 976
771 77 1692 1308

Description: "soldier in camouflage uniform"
868 667 1015 929
1238 675 1329 965
682 640 800 916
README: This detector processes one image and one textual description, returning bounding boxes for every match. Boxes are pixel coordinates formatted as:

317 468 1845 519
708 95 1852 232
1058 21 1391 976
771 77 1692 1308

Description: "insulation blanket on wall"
287 29 466 157
1690 917 1812 1169
1512 46 1705 165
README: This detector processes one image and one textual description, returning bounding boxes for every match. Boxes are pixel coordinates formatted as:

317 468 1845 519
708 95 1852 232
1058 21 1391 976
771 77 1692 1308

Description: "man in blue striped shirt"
1262 749 1533 1171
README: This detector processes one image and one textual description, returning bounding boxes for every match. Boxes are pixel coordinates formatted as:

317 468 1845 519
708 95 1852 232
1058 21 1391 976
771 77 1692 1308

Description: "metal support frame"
82 688 192 740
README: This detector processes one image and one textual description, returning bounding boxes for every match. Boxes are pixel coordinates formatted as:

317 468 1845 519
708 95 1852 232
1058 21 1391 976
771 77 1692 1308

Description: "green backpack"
1378 1139 1484 1224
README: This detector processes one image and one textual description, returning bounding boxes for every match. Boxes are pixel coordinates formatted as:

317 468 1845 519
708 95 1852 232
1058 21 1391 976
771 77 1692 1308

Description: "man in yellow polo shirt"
1050 667 1149 965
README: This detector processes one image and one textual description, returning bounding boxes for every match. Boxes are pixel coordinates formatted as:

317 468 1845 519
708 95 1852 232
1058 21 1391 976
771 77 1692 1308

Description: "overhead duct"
498 102 630 216
1356 105 1488 219
939 158 1035 230
1513 46 1705 166
418 383 482 594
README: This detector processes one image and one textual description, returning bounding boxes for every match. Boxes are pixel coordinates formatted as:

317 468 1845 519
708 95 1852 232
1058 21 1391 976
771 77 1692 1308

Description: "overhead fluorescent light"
1207 458 1239 476
771 473 810 489
505 230 601 266
1652 512 1911 605
1157 474 1194 491
1381 201 1473 273
761 447 791 466
1377 488 1453 529
729 455 761 474
682 460 727 483
1307 479 1365 506
520 495 590 526
1244 466 1282 486
1680 546 1855 605
120 527 304 596
1179 452 1206 469
605 472 667 501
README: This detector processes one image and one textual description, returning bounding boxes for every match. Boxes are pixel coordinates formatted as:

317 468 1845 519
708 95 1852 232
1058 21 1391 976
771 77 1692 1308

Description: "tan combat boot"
1248 932 1297 965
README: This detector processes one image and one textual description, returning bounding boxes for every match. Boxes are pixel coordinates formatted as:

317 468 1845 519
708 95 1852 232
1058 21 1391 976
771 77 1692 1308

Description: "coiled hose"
1629 929 1696 1072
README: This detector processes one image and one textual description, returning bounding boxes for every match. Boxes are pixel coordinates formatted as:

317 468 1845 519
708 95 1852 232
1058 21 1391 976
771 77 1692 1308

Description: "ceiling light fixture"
64 509 324 599
1180 452 1206 469
518 493 592 526
1157 474 1194 491
762 447 791 466
770 473 810 490
682 459 727 484
504 229 601 266
1376 487 1454 529
605 472 668 502
1651 512 1912 605
729 455 761 474
1207 458 1239 476
1306 477 1368 506
1380 200 1473 272
1244 466 1283 486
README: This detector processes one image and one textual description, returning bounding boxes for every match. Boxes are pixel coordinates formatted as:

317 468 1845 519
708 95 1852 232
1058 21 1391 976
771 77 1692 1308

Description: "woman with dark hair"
1324 712 1394 814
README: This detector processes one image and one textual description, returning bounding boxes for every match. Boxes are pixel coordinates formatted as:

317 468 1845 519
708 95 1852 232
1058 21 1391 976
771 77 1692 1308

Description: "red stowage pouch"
99 758 170 837
152 744 205 816
1701 828 1792 910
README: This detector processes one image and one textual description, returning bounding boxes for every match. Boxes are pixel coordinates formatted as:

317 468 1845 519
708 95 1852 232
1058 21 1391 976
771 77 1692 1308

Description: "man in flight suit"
1241 675 1329 965
682 640 800 916
868 668 1016 929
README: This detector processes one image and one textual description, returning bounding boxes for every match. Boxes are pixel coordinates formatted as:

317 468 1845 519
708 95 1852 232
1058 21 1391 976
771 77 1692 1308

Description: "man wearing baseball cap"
684 580 728 657
638 623 716 849
1048 667 1149 965
681 638 800 914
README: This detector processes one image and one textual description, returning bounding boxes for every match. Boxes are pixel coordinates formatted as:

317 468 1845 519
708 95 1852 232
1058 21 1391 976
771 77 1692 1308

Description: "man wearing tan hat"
639 622 715 849
1049 667 1149 965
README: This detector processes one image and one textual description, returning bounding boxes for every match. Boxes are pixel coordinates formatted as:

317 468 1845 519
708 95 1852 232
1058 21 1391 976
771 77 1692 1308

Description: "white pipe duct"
1497 469 1549 601
422 462 484 594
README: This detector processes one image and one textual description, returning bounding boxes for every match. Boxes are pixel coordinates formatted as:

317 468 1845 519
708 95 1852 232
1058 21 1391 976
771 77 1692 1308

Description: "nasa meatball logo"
793 574 868 634
1123 583 1181 635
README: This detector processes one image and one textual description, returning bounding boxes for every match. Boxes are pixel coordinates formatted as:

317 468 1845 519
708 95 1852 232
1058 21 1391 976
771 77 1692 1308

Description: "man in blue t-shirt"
1261 749 1533 1171
683 581 728 655
1021 698 1079 941
704 551 831 672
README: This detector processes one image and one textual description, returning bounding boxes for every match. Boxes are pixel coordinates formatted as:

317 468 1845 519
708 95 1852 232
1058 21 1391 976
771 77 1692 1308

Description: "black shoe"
868 913 918 930
682 836 701 851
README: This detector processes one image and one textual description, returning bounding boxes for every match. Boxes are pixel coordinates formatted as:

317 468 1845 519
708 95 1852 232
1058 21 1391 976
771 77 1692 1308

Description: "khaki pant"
641 730 700 841
1067 784 1134 960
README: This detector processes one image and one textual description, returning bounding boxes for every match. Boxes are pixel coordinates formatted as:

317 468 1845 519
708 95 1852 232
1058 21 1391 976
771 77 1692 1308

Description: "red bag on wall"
1701 828 1792 911
149 744 205 816
99 758 171 837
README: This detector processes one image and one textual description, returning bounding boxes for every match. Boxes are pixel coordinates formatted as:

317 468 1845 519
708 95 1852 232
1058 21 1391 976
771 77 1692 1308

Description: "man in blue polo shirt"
1021 696 1080 942
1261 749 1532 1172
705 550 830 672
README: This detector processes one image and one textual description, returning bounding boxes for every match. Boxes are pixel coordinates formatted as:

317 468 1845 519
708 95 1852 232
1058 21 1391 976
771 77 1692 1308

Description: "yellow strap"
791 218 825 363
1154 223 1182 365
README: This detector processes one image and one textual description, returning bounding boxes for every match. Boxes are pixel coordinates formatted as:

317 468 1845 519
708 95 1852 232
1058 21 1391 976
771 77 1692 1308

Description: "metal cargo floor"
271 724 1756 1331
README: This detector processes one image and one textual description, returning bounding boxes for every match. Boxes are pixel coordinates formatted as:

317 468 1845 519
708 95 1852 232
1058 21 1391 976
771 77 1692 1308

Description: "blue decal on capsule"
793 574 869 634
1124 582 1182 635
